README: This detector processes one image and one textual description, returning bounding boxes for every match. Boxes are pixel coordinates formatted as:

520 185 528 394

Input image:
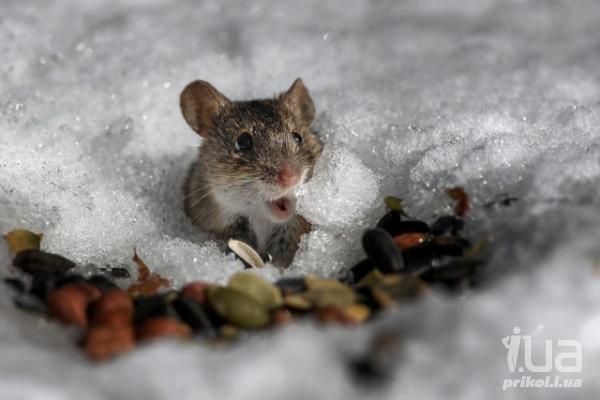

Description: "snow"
1 0 600 398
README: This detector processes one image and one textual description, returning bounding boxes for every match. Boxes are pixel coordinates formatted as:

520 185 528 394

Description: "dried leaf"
445 187 471 217
128 248 170 296
4 229 43 256
383 196 408 217
132 247 150 281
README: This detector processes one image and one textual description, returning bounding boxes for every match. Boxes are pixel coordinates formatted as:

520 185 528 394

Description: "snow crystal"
1 0 600 399
297 147 379 230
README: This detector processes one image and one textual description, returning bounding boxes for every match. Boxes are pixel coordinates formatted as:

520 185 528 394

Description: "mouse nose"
277 164 300 188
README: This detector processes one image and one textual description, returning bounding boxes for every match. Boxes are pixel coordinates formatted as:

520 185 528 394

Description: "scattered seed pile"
2 191 486 362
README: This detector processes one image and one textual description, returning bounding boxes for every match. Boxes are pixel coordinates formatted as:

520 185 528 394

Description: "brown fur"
181 79 322 266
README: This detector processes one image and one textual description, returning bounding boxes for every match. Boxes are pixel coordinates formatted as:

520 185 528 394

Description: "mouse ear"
280 78 315 125
180 80 230 137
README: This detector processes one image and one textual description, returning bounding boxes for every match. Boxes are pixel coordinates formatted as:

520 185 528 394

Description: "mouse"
180 78 323 267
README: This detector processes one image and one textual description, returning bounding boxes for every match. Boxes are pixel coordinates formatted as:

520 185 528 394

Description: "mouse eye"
292 132 303 144
235 132 253 152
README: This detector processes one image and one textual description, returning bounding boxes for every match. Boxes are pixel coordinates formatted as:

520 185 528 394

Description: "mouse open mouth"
266 196 295 222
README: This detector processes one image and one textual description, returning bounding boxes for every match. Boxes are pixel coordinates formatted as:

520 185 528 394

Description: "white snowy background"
1 0 600 398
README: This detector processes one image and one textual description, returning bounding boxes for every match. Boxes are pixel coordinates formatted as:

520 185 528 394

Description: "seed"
362 228 404 273
431 235 469 257
275 277 306 295
107 267 131 279
29 271 62 299
219 324 240 339
13 250 76 275
181 281 208 304
133 293 178 326
355 269 385 288
283 294 312 310
430 215 464 235
348 258 375 284
316 306 348 324
396 220 430 234
46 282 101 327
55 274 87 288
272 309 293 325
173 297 217 337
13 295 46 314
138 317 191 341
304 276 356 308
3 277 25 293
83 325 135 361
376 210 403 236
367 274 426 309
208 287 270 329
227 239 265 268
228 272 282 309
393 233 427 250
90 289 133 327
420 259 479 282
88 275 119 291
343 303 371 324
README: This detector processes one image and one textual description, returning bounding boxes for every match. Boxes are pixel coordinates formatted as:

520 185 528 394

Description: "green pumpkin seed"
208 287 270 329
378 274 425 301
228 272 283 309
304 275 356 308
355 269 385 288
283 294 312 310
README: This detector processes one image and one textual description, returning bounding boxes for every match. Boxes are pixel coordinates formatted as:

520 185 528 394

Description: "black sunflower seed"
3 278 26 294
376 210 403 236
430 216 464 236
362 228 404 274
275 277 306 295
29 271 63 300
54 274 86 288
88 275 119 291
348 258 375 284
173 297 217 337
13 250 76 275
107 267 131 279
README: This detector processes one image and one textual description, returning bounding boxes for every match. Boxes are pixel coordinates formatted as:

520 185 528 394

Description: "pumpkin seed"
227 239 265 268
355 269 385 288
228 272 282 309
304 276 356 308
283 294 312 310
377 274 425 302
208 287 270 329
343 303 371 324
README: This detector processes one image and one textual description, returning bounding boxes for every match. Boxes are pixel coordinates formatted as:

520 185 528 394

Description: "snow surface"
1 0 600 398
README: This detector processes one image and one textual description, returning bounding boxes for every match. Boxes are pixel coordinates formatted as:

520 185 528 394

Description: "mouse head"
180 78 323 223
